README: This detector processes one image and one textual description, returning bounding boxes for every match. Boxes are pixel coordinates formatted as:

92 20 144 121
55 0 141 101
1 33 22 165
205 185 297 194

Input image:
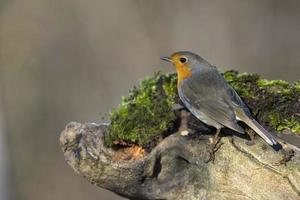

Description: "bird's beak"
160 56 173 63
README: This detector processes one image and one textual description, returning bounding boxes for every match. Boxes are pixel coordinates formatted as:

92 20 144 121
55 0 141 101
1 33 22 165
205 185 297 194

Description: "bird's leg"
206 128 223 163
172 103 186 112
245 129 255 146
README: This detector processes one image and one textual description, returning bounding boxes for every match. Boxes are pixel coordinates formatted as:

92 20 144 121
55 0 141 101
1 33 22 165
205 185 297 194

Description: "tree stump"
59 71 300 200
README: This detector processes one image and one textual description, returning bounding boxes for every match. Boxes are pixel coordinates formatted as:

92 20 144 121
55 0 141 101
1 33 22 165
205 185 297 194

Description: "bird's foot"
273 149 294 166
205 137 223 163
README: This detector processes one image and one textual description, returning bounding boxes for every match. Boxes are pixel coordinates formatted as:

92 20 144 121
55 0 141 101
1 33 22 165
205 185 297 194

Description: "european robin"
161 51 277 148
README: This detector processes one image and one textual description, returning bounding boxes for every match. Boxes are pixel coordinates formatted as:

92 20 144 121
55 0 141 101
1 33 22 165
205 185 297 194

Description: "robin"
161 51 277 156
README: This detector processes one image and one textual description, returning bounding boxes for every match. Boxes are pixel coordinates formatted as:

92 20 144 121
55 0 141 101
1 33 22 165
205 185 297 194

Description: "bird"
160 51 277 156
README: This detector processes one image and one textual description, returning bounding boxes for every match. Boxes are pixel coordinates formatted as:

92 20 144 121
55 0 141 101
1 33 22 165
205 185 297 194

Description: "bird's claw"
273 149 294 166
205 137 223 163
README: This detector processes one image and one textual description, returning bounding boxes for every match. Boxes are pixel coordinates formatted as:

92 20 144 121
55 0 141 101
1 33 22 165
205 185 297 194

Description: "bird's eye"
179 57 188 63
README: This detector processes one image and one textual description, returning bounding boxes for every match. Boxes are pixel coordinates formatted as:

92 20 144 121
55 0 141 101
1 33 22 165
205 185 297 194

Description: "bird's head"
161 51 208 83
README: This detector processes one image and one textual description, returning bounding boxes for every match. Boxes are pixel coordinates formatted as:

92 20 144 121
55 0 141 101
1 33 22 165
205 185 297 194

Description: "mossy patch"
104 72 178 148
104 70 300 148
223 70 300 134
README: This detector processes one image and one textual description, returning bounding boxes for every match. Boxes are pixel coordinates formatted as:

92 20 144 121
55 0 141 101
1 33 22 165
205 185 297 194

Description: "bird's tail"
236 110 277 146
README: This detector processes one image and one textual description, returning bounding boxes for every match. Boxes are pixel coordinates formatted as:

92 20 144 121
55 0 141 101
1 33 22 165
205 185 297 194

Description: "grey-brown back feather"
179 67 245 133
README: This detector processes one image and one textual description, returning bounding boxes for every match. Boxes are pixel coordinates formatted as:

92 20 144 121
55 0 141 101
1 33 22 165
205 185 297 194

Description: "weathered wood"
60 120 300 200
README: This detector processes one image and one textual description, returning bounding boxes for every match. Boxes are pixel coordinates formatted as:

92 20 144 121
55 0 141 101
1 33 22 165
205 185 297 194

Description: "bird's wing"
224 84 252 117
180 69 244 133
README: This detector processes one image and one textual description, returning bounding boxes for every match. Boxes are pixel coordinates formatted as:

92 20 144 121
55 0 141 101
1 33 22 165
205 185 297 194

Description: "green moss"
105 70 300 148
295 81 300 92
257 79 289 87
266 112 300 132
257 79 291 94
223 70 300 134
104 72 178 148
268 112 281 129
277 118 300 133
223 71 260 99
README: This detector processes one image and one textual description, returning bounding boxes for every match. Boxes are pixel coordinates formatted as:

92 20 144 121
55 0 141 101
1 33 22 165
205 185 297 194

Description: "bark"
60 118 300 200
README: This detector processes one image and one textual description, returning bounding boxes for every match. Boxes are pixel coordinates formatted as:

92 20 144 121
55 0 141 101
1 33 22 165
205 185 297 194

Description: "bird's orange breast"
175 64 192 84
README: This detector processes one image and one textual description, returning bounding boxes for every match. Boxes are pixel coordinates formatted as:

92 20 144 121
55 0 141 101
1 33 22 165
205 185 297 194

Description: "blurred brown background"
1 0 300 200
